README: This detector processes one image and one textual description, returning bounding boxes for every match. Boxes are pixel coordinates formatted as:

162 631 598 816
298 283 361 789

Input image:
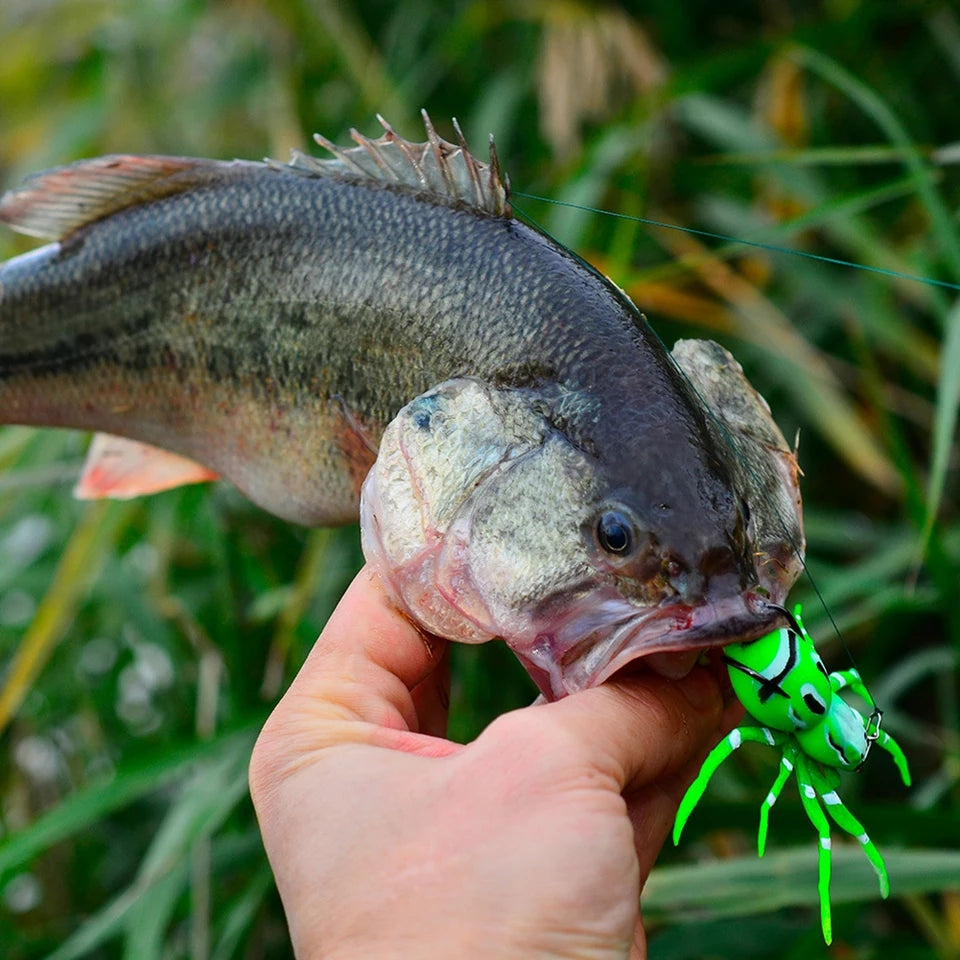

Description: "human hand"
249 566 732 959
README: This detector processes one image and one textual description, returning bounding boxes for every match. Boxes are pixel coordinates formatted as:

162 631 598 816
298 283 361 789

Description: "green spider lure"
672 603 911 944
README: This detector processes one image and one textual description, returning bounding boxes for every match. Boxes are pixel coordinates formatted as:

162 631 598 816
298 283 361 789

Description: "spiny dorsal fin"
273 111 511 217
0 155 255 240
1 114 510 239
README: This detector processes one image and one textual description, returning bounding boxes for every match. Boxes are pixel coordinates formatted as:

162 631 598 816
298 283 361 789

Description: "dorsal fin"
0 155 255 240
271 111 511 218
0 114 510 240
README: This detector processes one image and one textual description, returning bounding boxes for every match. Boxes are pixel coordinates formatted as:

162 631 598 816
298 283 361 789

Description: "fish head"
361 357 802 700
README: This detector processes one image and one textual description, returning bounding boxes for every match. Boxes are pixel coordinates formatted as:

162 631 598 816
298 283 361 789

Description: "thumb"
534 664 726 794
535 664 728 887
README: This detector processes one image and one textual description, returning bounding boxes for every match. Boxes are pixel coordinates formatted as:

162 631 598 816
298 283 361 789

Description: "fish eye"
596 510 634 555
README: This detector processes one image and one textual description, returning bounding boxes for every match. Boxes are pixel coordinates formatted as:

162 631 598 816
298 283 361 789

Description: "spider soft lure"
672 604 911 944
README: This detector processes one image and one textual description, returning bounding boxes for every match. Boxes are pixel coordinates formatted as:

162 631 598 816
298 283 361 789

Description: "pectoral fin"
74 433 218 500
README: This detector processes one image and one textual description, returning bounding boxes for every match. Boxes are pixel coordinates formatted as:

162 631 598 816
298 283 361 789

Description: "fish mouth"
513 588 788 700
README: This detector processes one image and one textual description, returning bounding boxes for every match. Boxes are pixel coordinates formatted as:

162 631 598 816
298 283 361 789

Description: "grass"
0 1 958 956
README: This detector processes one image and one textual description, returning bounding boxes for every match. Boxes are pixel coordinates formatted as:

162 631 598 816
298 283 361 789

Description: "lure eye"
802 692 827 716
596 510 633 555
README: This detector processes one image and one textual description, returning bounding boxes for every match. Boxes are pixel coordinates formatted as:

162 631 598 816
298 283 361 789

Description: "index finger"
277 566 449 735
250 566 455 807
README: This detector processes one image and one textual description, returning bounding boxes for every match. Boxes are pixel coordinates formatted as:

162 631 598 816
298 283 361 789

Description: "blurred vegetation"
0 0 958 957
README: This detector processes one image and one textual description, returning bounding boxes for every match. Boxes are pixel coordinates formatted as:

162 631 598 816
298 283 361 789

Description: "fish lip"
517 590 787 700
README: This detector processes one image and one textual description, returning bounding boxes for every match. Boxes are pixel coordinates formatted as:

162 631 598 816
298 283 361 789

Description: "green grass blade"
644 847 960 925
35 738 253 960
42 872 185 960
120 869 187 960
0 500 135 734
796 46 960 286
0 724 260 882
41 834 265 960
122 737 253 959
917 298 960 561
210 866 274 960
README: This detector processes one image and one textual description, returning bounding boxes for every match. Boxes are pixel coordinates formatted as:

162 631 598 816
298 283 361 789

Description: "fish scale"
0 114 804 697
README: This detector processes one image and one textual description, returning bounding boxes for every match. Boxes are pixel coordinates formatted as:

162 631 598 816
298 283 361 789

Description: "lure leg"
817 786 890 897
830 669 873 707
795 757 835 945
875 730 912 787
828 675 911 786
673 727 786 844
757 752 794 857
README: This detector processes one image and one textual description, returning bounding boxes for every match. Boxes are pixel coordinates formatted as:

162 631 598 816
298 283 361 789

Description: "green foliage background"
0 1 958 957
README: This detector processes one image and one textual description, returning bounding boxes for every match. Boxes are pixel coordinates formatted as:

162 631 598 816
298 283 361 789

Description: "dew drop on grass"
0 588 35 626
0 515 53 571
117 664 163 734
78 636 119 678
14 735 63 785
131 642 175 691
124 541 159 579
2 873 42 914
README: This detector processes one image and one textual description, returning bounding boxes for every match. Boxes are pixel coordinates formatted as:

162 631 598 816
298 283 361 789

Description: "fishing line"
512 197 869 688
513 191 960 294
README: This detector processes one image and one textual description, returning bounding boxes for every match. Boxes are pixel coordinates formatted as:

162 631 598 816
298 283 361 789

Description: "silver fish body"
0 117 803 696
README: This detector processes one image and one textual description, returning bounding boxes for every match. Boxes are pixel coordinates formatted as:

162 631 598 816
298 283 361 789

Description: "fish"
0 113 804 699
